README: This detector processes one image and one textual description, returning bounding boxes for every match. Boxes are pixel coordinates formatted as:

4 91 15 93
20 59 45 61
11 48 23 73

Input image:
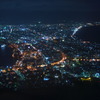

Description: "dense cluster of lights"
0 22 100 90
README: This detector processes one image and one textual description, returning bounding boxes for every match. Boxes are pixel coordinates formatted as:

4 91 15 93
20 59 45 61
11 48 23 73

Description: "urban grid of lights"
0 22 100 90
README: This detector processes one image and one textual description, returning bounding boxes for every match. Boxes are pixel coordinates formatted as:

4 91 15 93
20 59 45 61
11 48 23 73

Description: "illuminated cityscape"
0 0 100 99
0 22 100 91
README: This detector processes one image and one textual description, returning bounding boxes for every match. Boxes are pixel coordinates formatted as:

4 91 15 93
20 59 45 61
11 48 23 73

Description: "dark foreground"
0 81 99 100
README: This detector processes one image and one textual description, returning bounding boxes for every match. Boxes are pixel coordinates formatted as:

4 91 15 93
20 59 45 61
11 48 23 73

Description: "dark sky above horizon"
0 0 100 24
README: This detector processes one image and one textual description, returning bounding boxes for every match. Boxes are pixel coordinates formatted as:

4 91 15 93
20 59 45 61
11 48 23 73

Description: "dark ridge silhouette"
0 82 99 100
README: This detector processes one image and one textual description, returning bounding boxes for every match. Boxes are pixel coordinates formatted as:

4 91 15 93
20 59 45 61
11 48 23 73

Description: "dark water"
75 25 100 43
0 11 100 24
0 45 16 67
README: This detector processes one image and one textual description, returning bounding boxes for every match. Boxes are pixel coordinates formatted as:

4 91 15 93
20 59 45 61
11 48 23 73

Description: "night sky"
0 0 100 24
